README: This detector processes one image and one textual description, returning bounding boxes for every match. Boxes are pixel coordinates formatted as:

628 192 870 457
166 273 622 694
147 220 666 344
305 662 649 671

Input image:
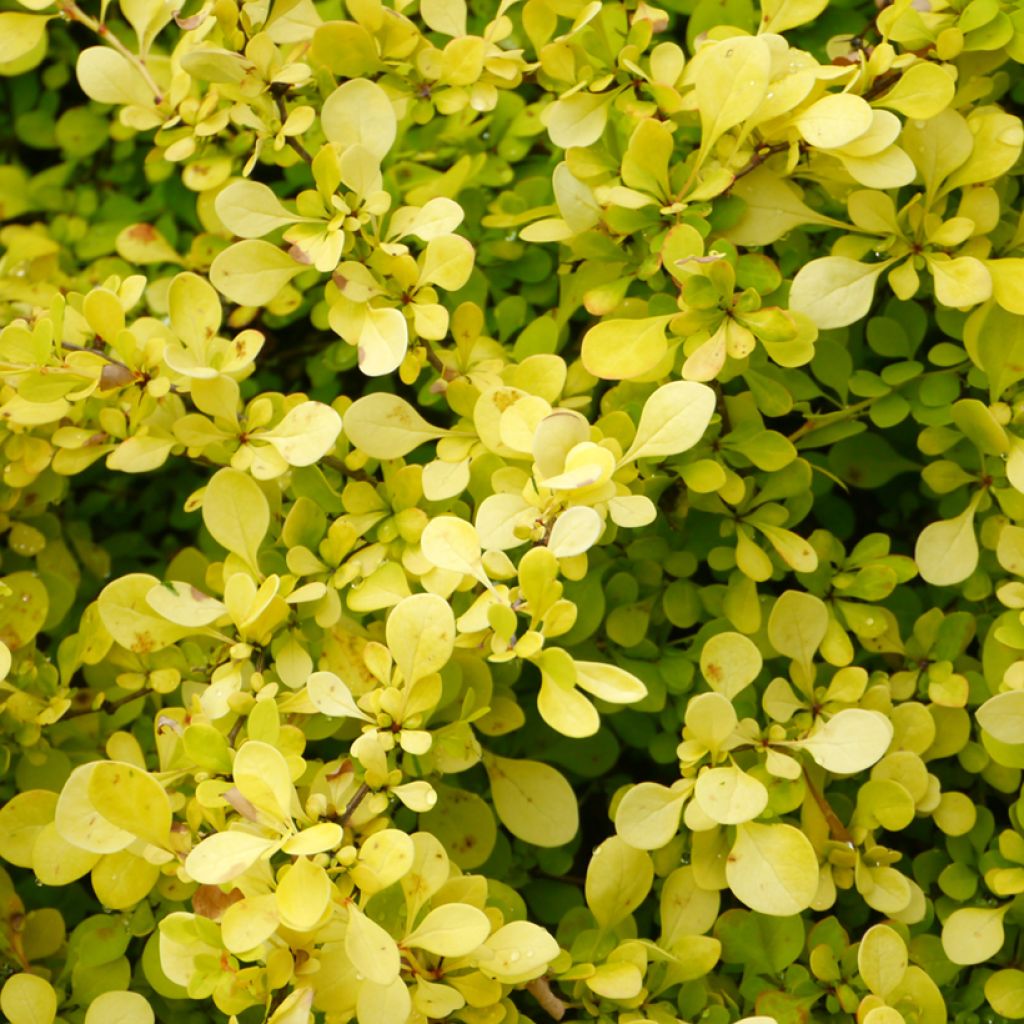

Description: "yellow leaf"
759 0 828 32
791 708 894 774
233 740 295 821
0 13 49 64
345 904 400 984
695 36 771 152
405 903 491 956
350 829 415 893
875 61 955 119
210 240 303 306
926 255 992 308
789 257 889 330
33 822 100 884
83 990 155 1024
623 380 717 461
221 894 279 953
185 831 280 884
386 593 456 683
694 766 768 824
55 763 135 854
914 495 981 586
355 305 409 377
541 90 615 149
615 782 688 850
258 401 342 466
87 761 172 848
586 835 653 926
343 393 447 458
357 977 410 1024
725 821 819 916
767 590 829 673
700 631 762 698
321 79 396 160
858 924 908 998
420 0 467 35
794 94 873 149
202 468 269 574
0 790 55 867
942 906 1009 965
537 669 599 738
417 234 475 291
581 316 672 380
276 856 332 931
726 168 846 246
977 690 1024 745
420 516 483 578
547 506 603 558
215 179 302 238
574 660 647 703
307 670 373 720
476 921 560 982
485 754 578 846
1 974 57 1024
76 45 152 105
91 849 160 910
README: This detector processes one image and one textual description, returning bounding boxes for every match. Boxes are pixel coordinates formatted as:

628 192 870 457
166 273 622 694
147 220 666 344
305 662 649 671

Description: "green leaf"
915 494 981 586
767 590 829 674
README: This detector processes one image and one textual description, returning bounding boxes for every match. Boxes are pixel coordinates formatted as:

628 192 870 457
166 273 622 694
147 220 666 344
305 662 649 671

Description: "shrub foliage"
1 0 1024 1022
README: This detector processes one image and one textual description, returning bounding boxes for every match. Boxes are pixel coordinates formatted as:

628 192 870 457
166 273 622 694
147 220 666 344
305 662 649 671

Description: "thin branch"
62 688 149 720
339 782 371 827
273 90 313 163
803 766 854 845
729 142 791 186
58 1 164 104
526 977 568 1021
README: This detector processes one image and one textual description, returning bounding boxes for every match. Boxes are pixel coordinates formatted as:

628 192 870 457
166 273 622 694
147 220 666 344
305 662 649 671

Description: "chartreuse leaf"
725 822 819 916
276 857 332 931
586 835 654 927
55 763 135 854
233 740 295 821
258 402 343 467
0 790 57 867
202 468 269 574
321 79 396 159
789 257 891 330
767 590 829 677
1 974 57 1024
405 904 491 956
307 671 373 721
185 831 280 885
574 661 647 703
942 905 1010 965
98 574 196 654
350 829 414 893
420 516 486 581
695 36 771 155
215 180 303 238
484 753 578 847
985 970 1024 1020
581 317 672 380
694 766 768 824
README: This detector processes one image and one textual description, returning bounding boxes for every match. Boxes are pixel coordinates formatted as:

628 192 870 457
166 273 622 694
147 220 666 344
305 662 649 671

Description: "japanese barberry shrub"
1 0 1024 1021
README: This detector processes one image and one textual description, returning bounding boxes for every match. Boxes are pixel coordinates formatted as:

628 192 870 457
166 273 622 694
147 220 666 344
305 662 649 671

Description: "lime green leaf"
875 61 955 119
484 754 578 847
542 90 614 149
202 468 269 574
760 0 828 32
476 921 560 982
215 180 302 238
985 969 1024 1020
574 660 647 704
695 36 771 152
0 790 57 867
725 821 819 916
76 45 151 105
55 764 135 854
420 0 467 36
420 516 484 580
767 590 829 673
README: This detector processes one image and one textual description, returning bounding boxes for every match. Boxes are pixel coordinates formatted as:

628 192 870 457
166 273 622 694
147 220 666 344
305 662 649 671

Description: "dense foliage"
1 0 1024 1021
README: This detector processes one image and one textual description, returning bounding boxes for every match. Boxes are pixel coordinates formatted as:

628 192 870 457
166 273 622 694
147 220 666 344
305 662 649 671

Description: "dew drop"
508 951 521 962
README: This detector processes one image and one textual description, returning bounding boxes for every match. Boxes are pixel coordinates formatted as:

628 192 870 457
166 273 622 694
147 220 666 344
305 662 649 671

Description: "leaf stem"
62 687 149 720
803 766 854 845
339 781 371 827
